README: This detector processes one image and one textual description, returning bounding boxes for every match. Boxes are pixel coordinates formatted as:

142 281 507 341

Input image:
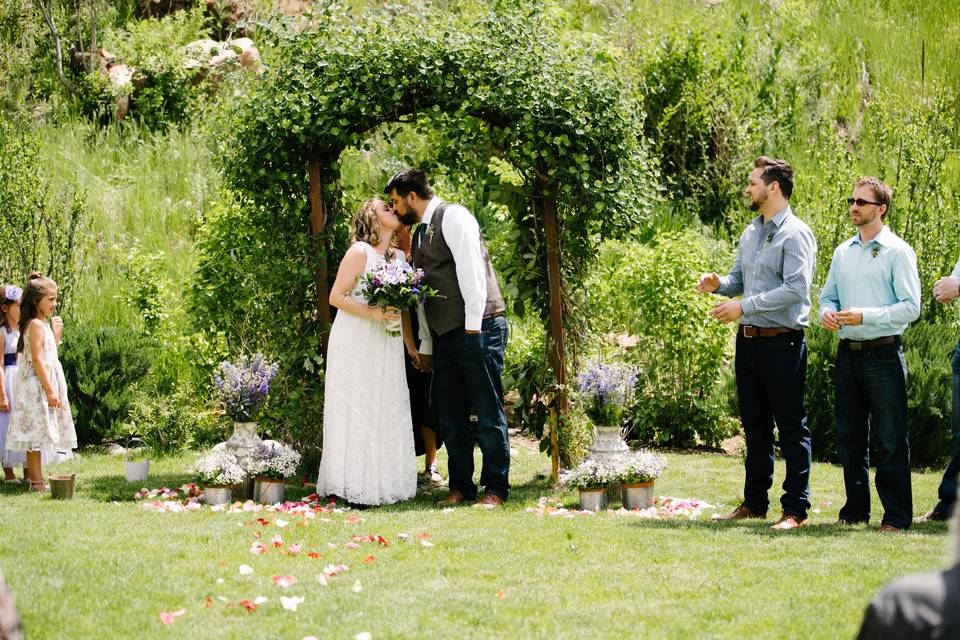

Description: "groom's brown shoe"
711 503 765 522
437 490 468 506
473 493 504 509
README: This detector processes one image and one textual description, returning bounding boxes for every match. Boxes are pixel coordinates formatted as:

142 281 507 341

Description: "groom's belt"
483 310 506 320
839 335 899 351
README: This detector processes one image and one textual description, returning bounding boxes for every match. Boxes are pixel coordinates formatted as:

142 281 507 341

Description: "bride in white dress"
316 198 417 506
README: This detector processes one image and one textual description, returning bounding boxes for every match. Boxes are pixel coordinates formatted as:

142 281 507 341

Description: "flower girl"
0 284 24 483
4 273 76 492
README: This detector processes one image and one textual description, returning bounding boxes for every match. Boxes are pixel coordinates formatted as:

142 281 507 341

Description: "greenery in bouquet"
360 259 439 310
575 360 640 427
613 450 668 484
559 457 621 490
246 442 301 480
193 450 246 486
213 353 279 422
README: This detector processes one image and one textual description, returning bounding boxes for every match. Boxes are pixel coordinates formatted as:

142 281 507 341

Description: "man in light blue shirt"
820 177 921 532
916 257 960 523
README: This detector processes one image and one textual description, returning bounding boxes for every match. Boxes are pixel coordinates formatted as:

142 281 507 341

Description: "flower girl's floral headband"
3 285 22 303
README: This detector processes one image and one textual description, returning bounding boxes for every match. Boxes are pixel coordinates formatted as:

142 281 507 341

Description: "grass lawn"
0 444 951 640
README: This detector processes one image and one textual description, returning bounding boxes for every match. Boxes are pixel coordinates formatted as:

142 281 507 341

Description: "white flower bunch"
612 450 668 484
246 442 301 480
559 457 622 489
194 450 246 486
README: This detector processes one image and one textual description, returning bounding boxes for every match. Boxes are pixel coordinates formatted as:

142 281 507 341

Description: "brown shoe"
914 508 949 523
879 523 904 533
473 493 504 509
771 513 808 530
711 503 766 522
437 490 468 506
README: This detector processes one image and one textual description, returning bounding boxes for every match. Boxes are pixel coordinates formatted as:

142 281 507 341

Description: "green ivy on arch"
196 3 660 466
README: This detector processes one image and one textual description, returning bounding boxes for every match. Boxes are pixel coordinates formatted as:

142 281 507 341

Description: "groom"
386 169 510 508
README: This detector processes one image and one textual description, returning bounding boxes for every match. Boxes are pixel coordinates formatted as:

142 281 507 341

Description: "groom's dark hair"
385 169 434 199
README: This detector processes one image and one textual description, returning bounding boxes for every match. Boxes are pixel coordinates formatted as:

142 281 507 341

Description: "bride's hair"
350 198 395 248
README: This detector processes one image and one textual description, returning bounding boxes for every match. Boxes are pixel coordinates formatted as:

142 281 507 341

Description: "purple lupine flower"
213 353 280 422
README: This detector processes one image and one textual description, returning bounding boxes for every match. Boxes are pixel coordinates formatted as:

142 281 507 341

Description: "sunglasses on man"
846 198 883 207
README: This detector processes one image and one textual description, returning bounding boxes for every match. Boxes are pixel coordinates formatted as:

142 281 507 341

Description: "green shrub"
585 232 736 447
59 325 155 445
805 323 954 468
120 380 226 455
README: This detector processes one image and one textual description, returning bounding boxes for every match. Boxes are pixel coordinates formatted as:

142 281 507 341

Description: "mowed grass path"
0 446 950 640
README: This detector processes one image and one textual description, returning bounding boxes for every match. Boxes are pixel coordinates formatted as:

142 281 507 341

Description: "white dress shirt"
416 196 488 355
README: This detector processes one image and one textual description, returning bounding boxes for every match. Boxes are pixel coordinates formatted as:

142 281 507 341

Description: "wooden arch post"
308 157 331 355
541 191 567 483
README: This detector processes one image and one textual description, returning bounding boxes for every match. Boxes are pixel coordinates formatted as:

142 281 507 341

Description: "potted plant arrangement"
123 437 151 483
576 360 640 453
194 450 246 506
615 450 668 510
247 442 301 504
213 353 279 498
560 457 622 511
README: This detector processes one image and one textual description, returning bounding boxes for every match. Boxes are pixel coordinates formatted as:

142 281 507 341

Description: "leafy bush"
59 324 155 445
121 380 227 455
585 232 736 447
805 323 954 468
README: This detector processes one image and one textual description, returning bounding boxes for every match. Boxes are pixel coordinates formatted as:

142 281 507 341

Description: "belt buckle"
742 326 757 338
849 341 863 351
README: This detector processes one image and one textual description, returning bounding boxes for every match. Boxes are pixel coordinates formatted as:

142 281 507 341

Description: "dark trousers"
933 341 960 517
433 316 510 500
735 332 812 518
835 341 913 529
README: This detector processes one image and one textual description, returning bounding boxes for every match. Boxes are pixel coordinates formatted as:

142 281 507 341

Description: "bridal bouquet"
360 259 438 336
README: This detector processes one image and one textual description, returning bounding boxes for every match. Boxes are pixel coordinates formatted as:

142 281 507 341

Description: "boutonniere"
426 224 436 243
763 233 774 247
871 246 880 259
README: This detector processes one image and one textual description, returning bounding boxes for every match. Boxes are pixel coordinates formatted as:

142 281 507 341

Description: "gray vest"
413 203 506 336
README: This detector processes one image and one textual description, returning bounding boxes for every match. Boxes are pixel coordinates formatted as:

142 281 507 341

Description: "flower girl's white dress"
316 242 417 505
5 322 76 458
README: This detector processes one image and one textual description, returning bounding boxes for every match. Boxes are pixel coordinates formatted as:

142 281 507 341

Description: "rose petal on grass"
346 542 361 549
417 533 431 539
288 543 302 555
351 580 363 593
254 596 268 605
239 564 254 575
250 542 267 555
362 555 375 564
216 578 225 585
272 575 296 589
397 533 409 540
272 534 284 547
280 596 305 611
307 551 321 559
159 609 186 625
239 599 257 612
257 518 269 526
496 590 506 599
276 518 289 528
204 597 212 608
419 539 434 548
317 574 329 586
355 633 372 640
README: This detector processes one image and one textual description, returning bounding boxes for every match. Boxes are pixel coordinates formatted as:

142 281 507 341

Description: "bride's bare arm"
329 245 389 321
401 310 419 367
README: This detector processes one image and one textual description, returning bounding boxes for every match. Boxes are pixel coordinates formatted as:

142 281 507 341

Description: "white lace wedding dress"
316 242 417 505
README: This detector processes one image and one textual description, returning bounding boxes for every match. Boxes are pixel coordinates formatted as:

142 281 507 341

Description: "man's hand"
418 354 433 373
933 276 960 303
821 309 841 331
836 309 864 327
697 273 720 294
711 299 743 324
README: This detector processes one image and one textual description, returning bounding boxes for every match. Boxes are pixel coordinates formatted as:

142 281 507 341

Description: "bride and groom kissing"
316 168 510 509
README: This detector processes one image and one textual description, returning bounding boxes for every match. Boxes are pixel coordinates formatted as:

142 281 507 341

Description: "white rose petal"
351 580 363 593
280 596 305 611
239 564 254 575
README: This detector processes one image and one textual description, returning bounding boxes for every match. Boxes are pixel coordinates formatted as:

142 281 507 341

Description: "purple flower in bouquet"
360 258 439 336
213 353 280 422
576 360 641 426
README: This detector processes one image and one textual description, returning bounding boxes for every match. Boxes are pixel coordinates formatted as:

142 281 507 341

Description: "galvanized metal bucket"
621 482 655 510
202 485 233 506
123 437 150 483
254 478 285 504
50 473 76 500
578 487 607 511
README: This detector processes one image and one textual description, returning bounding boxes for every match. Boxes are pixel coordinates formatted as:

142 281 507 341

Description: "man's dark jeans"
735 331 812 518
835 340 912 529
933 340 960 517
433 315 510 501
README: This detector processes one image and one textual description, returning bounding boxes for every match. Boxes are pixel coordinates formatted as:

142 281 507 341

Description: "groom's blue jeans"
933 340 960 517
433 316 510 500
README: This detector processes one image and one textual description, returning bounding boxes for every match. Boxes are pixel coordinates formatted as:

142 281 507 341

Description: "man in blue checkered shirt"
698 156 817 531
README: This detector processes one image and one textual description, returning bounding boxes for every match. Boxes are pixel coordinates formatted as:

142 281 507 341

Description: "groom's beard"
398 210 418 226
